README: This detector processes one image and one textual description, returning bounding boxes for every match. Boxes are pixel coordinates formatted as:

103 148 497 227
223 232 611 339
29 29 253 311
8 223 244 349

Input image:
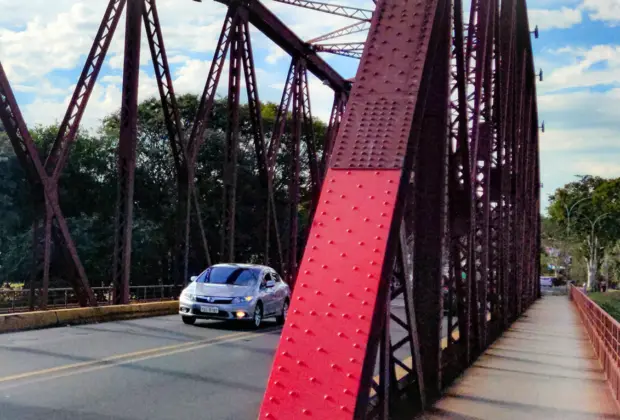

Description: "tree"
0 95 328 292
548 176 620 290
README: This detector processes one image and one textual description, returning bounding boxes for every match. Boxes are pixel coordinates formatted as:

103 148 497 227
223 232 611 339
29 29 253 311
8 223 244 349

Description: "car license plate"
200 305 218 314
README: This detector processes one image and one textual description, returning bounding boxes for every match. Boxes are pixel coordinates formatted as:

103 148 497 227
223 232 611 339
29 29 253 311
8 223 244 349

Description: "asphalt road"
0 308 450 420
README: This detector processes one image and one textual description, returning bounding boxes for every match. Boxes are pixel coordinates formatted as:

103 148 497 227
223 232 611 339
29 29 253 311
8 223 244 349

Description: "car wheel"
182 316 196 325
252 303 263 329
276 299 289 325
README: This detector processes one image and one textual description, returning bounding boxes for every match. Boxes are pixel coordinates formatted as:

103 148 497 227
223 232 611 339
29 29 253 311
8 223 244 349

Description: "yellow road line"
0 327 279 387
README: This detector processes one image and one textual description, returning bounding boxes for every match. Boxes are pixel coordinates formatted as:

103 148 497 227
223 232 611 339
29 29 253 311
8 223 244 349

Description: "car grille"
196 296 234 304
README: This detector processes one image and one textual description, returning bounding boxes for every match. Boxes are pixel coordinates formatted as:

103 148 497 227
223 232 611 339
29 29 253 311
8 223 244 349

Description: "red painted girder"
272 0 373 21
307 21 370 44
259 0 440 418
45 0 127 181
214 0 349 93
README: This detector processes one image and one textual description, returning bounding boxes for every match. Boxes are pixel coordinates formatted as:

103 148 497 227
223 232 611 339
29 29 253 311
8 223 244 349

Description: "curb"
0 301 179 334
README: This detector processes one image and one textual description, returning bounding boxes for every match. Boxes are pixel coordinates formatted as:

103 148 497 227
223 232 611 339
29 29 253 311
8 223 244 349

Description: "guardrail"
0 285 183 314
569 284 620 402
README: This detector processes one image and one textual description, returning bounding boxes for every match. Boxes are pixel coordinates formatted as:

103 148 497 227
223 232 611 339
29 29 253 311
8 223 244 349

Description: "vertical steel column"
220 18 243 262
285 65 302 286
413 0 451 399
447 0 473 367
112 0 143 304
320 91 346 177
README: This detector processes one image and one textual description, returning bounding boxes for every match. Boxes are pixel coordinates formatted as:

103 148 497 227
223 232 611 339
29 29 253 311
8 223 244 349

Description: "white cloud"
528 7 582 30
582 0 620 23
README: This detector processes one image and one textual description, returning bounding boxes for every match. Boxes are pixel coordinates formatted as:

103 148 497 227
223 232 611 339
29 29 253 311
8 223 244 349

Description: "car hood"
191 283 255 298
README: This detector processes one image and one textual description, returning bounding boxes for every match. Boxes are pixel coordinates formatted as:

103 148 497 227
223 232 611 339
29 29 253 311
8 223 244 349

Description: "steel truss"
260 0 541 418
0 0 348 307
1 0 541 417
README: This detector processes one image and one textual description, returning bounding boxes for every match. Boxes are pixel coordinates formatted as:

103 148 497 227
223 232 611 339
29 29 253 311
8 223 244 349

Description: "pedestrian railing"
570 284 620 401
0 285 182 314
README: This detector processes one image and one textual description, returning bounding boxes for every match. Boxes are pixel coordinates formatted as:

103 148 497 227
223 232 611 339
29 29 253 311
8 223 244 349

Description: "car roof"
211 263 274 272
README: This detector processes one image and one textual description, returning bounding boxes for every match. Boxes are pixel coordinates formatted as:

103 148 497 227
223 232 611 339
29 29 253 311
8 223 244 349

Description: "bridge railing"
0 285 182 314
570 284 620 401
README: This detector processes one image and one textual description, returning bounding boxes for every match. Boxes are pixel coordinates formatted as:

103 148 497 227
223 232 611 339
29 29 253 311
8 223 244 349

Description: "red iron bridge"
0 0 618 419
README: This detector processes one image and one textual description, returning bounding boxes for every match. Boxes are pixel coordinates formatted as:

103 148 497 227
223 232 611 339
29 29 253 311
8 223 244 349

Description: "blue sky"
0 0 618 213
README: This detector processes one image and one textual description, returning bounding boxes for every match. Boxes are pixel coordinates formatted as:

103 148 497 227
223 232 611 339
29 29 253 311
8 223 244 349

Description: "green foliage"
0 95 327 287
589 291 620 322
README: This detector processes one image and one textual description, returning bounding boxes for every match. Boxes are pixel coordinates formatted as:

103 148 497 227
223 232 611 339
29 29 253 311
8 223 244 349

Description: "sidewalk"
421 296 620 419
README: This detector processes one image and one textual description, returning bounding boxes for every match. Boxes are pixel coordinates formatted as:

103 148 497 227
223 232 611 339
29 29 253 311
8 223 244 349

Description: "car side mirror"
266 280 275 288
190 276 197 282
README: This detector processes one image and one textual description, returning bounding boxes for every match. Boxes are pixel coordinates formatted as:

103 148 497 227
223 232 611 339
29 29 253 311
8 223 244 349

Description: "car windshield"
195 266 259 286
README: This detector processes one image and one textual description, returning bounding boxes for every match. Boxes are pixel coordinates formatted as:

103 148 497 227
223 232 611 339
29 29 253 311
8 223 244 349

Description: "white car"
179 263 291 328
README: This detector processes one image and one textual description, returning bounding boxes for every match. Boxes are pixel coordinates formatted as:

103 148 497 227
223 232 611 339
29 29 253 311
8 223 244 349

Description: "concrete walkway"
421 296 620 419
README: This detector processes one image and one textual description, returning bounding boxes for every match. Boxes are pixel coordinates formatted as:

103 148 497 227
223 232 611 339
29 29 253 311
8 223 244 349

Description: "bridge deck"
422 296 620 419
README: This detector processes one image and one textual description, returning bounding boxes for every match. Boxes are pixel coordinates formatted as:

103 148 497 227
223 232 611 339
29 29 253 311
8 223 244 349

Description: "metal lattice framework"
0 0 541 417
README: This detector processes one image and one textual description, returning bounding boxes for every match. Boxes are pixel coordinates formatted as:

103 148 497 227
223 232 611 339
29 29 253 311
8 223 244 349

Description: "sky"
0 0 617 213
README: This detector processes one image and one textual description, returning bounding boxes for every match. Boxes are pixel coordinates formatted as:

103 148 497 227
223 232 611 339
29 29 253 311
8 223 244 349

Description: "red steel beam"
259 0 443 418
214 0 350 93
111 0 143 304
271 0 373 21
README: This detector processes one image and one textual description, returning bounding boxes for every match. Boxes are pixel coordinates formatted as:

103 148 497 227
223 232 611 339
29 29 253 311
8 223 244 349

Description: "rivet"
325 312 332 317
297 296 304 301
370 261 377 265
301 283 308 288
269 396 276 402
286 337 293 342
353 343 360 348
324 200 330 204
311 245 318 250
364 217 370 222
331 363 339 369
321 211 327 215
277 366 285 371
310 310 317 315
346 372 354 378
362 301 369 306
364 287 371 292
314 234 321 238
314 290 321 295
352 206 358 210
281 351 289 356
334 216 340 221
293 309 300 314
352 266 359 271
357 184 362 188
377 224 384 228
356 328 363 334
317 347 324 352
274 380 281 386
373 248 380 253
302 408 310 415
347 292 353 297
307 257 314 263
289 390 298 396
289 322 296 328
304 270 310 274
340 252 347 257
321 264 328 269
328 302 335 307
328 240 334 244
333 278 340 283
337 332 345 337
344 388 351 395
359 315 366 320
296 360 304 366
342 313 349 318
327 189 333 193
340 405 348 411
349 358 357 363
375 236 382 240
265 413 273 418
346 229 352 233
369 195 375 199
324 394 331 400
309 376 317 382
347 171 352 175
305 329 312 334
340 194 346 198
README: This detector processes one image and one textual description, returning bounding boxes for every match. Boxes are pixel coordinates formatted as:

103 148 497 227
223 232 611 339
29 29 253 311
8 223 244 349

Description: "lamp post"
580 213 609 292
564 196 590 281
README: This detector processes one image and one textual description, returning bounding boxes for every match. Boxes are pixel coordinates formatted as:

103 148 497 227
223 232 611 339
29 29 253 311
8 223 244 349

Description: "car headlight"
181 290 195 301
232 296 253 304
